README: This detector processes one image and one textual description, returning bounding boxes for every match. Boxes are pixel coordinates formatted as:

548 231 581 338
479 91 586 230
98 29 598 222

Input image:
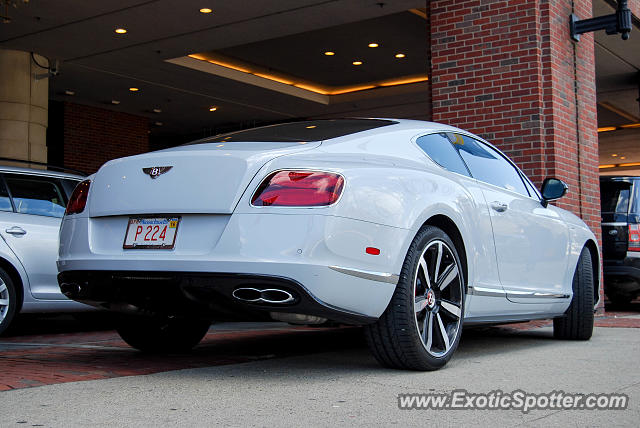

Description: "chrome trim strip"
467 285 506 298
602 222 627 226
328 266 399 284
505 289 571 299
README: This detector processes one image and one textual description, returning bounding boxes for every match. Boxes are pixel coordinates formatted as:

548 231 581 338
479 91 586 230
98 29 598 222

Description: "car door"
0 173 71 300
451 134 571 302
414 133 504 299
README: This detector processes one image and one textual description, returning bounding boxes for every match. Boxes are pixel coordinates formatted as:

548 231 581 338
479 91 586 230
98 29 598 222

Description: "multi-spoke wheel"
365 226 465 370
414 239 463 357
0 268 18 336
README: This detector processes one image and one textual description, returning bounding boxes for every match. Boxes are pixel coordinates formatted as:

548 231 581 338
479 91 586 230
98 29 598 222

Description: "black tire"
0 268 19 336
364 226 465 370
553 247 594 340
116 315 211 353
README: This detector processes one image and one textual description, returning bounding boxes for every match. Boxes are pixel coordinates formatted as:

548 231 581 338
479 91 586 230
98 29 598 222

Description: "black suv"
600 176 640 305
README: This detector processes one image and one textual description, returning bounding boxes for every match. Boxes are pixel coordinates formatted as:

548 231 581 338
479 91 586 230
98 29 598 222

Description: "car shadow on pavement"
159 325 564 386
3 313 116 337
1 318 567 391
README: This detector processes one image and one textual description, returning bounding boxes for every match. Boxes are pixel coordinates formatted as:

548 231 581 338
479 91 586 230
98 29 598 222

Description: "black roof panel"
187 119 397 144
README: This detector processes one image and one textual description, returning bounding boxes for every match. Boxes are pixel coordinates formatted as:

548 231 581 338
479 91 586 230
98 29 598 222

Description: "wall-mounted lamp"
570 0 632 41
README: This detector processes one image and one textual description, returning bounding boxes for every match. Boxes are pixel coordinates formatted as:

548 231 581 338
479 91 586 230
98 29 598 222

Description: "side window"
452 135 529 196
0 178 13 212
60 178 81 200
416 133 470 177
4 174 67 218
601 181 631 213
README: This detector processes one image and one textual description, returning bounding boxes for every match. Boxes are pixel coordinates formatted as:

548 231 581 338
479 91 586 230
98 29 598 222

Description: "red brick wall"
63 102 149 174
428 0 600 230
629 0 640 19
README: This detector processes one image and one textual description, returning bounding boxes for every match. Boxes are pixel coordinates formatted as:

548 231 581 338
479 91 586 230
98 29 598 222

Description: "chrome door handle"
490 202 508 212
5 226 26 236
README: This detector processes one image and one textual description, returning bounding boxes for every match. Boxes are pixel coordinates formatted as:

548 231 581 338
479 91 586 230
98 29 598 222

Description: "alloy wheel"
0 278 9 323
413 239 463 357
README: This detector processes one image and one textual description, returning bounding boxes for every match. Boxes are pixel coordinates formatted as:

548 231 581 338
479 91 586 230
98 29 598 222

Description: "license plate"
123 217 180 249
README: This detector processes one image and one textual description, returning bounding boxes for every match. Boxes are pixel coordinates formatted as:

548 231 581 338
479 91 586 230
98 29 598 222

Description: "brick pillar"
429 1 599 230
429 0 602 303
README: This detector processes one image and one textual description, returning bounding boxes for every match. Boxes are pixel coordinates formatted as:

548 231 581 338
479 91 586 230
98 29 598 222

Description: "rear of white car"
58 120 407 325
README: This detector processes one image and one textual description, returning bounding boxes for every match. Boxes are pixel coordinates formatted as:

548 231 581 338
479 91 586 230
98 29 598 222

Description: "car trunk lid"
88 141 321 217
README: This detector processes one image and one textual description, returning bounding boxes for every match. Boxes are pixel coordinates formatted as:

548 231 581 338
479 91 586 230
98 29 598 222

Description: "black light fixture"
0 0 29 24
570 0 632 41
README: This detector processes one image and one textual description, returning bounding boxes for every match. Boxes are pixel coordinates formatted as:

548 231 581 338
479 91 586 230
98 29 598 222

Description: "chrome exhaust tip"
60 282 81 298
232 287 296 304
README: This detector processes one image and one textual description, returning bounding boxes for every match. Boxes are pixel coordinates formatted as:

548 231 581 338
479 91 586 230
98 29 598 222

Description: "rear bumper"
58 270 377 325
603 261 640 295
58 212 409 319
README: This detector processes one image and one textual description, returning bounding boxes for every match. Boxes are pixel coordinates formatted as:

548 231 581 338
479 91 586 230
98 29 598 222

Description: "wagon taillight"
629 224 640 252
251 170 344 207
66 180 91 215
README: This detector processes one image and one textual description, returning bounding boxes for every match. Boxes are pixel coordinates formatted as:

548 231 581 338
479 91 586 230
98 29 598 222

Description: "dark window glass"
416 133 470 177
600 181 631 213
631 181 640 214
452 135 528 195
187 119 397 144
0 178 12 212
60 178 82 200
4 175 67 218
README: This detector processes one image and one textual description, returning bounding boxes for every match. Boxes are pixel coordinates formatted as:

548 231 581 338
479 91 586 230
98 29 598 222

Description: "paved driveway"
0 307 638 427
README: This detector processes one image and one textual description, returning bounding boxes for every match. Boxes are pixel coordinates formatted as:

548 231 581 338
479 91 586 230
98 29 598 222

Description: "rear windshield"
187 119 397 144
601 180 632 213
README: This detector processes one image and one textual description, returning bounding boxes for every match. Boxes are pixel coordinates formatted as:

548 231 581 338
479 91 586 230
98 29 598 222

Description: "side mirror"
540 178 568 207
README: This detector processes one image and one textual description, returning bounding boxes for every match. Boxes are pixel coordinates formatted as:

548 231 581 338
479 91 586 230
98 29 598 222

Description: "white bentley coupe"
57 119 599 370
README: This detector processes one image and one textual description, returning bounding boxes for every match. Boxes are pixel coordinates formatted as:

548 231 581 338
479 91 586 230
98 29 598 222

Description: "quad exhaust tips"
232 287 296 304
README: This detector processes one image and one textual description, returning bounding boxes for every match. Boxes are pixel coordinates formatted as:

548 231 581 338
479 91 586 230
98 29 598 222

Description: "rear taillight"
251 170 344 207
629 224 640 252
66 180 91 215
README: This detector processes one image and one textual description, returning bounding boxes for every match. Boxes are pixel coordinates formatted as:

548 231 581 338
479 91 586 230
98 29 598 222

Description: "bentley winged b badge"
142 166 173 179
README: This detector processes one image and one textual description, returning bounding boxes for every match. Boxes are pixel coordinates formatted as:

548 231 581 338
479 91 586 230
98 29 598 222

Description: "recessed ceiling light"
111 100 120 105
199 8 213 13
115 28 127 34
306 125 317 129
324 51 335 56
395 53 406 58
209 106 218 112
129 87 139 92
352 61 363 66
152 108 162 113
64 90 75 96
368 43 379 48
612 154 618 157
